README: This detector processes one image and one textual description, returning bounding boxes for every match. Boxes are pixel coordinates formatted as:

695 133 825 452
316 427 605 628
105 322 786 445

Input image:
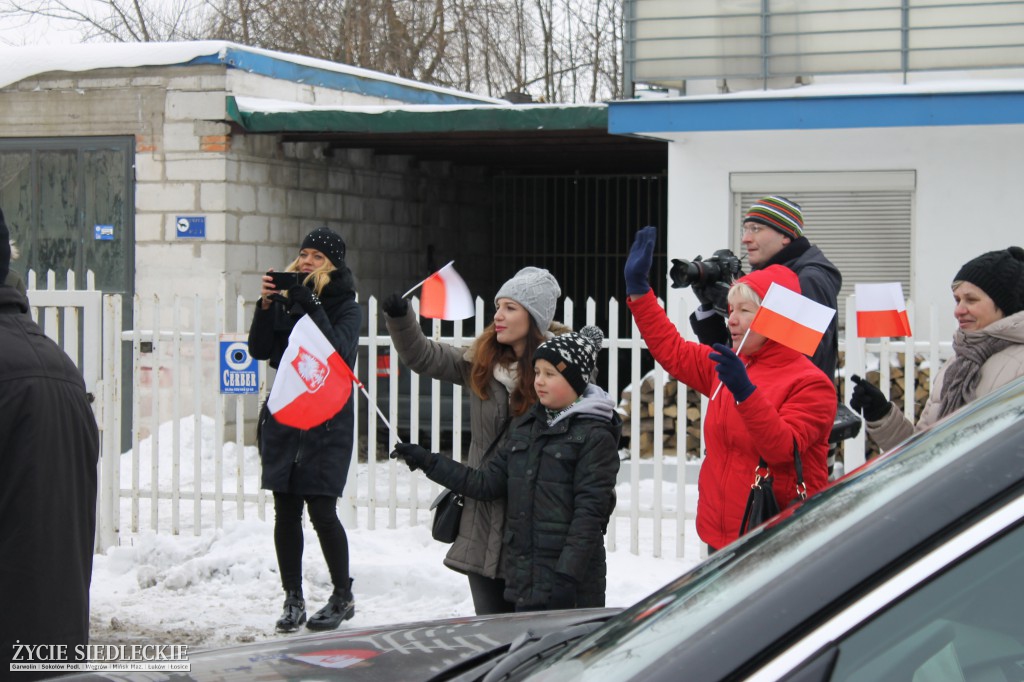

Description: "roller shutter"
732 171 915 329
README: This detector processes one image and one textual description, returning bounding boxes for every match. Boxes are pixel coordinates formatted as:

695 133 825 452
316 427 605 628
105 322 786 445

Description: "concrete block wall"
2 59 495 439
227 138 493 338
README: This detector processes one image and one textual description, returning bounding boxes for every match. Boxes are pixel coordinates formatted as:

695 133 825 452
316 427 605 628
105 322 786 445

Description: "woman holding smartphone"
248 226 362 633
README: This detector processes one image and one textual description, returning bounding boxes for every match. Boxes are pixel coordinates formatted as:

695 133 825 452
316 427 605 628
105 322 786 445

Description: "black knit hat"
533 325 604 396
0 207 10 284
300 227 346 268
953 246 1024 316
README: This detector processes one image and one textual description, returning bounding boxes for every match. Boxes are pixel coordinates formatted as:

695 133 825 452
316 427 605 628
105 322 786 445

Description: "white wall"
660 123 1024 342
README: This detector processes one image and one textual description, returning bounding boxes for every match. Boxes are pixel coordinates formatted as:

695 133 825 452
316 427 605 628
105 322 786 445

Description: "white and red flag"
267 315 358 429
406 261 475 321
750 282 836 356
855 282 912 338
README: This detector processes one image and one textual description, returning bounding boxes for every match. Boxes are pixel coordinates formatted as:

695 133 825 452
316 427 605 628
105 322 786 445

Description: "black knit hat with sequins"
954 246 1024 317
300 227 346 268
533 325 604 396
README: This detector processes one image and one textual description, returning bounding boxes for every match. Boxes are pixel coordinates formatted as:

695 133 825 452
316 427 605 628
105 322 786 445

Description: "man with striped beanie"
693 195 840 375
690 195 844 473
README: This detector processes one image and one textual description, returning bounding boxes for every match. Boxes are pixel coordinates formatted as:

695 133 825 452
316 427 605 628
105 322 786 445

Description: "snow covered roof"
0 40 504 105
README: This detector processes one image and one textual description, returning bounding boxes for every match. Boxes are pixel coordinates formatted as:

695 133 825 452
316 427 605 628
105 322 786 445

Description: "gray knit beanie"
494 267 561 331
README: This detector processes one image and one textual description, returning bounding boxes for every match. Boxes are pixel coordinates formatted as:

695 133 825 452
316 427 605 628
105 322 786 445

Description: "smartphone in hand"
267 271 301 291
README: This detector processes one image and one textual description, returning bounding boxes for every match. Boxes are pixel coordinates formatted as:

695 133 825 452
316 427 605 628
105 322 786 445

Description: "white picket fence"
26 271 953 562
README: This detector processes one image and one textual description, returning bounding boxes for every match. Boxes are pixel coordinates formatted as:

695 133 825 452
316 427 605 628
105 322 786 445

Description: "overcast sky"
0 8 84 46
0 0 98 46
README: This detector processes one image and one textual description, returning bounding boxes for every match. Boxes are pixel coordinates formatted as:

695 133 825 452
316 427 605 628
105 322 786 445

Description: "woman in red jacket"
624 226 835 551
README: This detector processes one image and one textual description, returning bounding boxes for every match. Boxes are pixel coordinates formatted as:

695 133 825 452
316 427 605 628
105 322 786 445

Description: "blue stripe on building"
609 91 1024 133
187 46 493 106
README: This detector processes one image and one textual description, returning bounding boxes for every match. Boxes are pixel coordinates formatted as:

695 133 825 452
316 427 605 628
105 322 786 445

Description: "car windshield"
520 377 1024 682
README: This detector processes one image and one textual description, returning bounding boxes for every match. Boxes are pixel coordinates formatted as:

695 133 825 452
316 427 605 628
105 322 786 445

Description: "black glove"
390 442 436 473
547 573 578 610
688 256 715 309
287 285 321 316
850 374 892 422
624 225 657 296
382 292 409 318
708 343 756 402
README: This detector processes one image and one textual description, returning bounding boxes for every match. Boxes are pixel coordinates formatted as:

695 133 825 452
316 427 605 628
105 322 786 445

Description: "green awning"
226 96 608 134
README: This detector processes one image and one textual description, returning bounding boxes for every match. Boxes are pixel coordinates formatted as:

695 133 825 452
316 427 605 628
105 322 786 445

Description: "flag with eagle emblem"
267 315 358 429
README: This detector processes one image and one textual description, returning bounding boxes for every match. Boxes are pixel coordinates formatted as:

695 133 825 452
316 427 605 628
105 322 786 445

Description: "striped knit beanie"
744 196 804 240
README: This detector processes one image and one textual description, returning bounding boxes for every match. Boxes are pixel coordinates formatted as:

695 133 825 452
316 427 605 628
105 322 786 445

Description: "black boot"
275 589 306 633
306 579 355 631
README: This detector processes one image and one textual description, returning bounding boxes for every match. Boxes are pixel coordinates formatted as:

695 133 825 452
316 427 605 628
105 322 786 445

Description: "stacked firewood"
615 370 702 459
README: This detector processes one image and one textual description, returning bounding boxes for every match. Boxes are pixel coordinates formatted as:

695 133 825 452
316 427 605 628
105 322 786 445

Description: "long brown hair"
470 320 548 417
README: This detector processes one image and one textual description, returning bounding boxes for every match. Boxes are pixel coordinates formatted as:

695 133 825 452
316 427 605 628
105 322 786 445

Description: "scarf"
544 397 582 426
937 328 1014 418
493 362 519 395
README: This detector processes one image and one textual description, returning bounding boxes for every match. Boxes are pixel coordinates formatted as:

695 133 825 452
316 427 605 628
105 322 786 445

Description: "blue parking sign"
220 338 258 394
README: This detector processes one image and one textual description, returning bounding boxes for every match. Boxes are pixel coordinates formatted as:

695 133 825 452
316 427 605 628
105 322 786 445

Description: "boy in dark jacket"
392 326 622 611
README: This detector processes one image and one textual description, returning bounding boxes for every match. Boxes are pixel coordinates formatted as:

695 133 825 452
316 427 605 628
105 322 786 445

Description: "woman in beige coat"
382 267 566 615
851 246 1024 453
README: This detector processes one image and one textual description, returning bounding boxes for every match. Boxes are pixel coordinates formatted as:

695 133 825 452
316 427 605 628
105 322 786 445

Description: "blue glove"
709 343 756 402
287 285 321 316
624 225 657 296
390 443 437 473
547 573 578 610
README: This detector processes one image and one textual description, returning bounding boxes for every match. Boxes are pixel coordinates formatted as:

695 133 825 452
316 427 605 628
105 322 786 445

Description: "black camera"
669 249 744 315
830 402 862 444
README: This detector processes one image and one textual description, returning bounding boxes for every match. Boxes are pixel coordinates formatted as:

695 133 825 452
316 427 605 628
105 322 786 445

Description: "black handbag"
428 419 510 544
430 488 464 543
739 441 807 536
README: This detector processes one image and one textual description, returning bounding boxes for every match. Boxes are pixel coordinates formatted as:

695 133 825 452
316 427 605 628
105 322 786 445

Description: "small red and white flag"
412 260 475 321
267 315 358 429
750 282 836 356
855 282 912 338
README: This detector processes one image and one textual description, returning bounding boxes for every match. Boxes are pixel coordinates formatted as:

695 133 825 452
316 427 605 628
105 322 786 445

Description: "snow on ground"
89 418 700 651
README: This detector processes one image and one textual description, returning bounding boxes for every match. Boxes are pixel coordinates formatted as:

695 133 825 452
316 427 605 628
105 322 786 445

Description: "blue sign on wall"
94 224 114 241
176 216 206 239
220 338 259 394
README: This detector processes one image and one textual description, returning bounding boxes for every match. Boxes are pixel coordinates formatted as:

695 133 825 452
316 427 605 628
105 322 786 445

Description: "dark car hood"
56 608 618 682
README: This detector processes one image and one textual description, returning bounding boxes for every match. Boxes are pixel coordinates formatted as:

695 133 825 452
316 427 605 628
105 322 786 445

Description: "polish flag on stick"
855 282 912 338
750 282 836 357
268 315 358 429
403 260 475 321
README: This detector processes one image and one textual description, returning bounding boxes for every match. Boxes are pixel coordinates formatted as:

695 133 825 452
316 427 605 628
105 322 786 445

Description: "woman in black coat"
248 227 361 633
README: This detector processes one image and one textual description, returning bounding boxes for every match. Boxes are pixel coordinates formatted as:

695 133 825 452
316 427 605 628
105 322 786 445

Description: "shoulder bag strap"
792 440 807 501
